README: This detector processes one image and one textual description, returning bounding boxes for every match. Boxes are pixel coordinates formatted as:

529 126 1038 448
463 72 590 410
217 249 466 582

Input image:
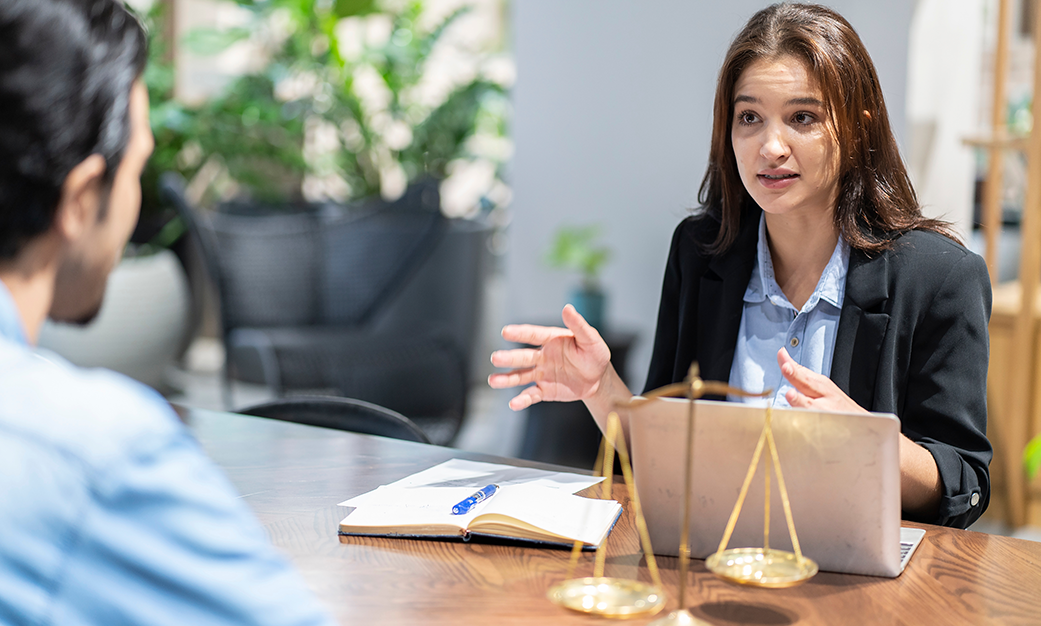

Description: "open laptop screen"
626 398 907 577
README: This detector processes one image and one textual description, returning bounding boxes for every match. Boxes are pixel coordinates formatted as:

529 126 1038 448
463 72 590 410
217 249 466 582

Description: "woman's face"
730 55 840 221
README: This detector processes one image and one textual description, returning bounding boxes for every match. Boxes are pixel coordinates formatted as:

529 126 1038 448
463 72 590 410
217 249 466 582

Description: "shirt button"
970 492 980 507
790 337 799 348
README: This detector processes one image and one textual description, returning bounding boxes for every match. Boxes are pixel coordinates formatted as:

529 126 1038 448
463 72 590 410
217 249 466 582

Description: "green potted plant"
143 0 511 213
94 0 508 410
545 224 611 331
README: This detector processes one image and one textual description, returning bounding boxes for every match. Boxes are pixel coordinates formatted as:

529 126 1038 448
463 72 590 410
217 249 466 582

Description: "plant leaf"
1025 434 1041 480
416 5 471 57
182 27 250 57
333 0 378 18
544 225 610 282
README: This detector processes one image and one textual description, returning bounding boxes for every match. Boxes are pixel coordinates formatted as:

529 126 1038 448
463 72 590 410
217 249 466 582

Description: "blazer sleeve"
643 220 688 393
902 250 992 528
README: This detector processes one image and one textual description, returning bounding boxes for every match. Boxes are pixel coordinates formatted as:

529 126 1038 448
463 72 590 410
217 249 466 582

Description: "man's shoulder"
0 341 184 472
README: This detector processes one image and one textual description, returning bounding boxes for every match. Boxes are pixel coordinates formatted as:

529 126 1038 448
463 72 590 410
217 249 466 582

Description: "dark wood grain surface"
183 407 1041 625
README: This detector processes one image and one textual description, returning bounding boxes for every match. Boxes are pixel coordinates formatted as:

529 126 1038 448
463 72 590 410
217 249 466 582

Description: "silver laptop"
625 398 925 578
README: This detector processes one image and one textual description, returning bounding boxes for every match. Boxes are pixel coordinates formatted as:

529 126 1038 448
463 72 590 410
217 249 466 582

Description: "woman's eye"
738 111 759 125
793 112 815 125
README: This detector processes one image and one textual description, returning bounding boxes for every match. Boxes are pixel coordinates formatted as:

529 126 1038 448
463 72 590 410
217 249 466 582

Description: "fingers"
561 304 603 347
777 347 826 399
487 363 544 411
490 348 540 369
785 388 812 408
501 323 572 346
487 368 537 390
507 386 543 411
778 348 868 414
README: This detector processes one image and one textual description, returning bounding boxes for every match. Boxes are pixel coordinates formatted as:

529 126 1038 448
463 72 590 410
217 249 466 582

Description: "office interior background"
38 0 1040 539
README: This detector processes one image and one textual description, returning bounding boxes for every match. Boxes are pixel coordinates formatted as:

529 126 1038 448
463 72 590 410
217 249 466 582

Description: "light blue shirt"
728 214 849 407
0 283 335 625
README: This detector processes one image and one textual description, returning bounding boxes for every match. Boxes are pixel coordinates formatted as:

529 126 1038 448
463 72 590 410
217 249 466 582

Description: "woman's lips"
757 172 799 190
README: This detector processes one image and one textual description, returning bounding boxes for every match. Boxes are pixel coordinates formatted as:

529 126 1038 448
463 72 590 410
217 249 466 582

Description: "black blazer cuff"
921 441 988 529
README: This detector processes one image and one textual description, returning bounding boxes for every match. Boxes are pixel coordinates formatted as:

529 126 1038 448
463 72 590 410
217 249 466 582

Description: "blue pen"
451 484 499 515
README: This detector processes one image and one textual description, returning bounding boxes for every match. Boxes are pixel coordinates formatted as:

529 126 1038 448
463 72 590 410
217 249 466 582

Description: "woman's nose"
760 126 791 161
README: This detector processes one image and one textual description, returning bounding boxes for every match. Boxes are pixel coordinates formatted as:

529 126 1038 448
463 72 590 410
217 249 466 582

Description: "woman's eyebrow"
786 96 824 107
732 95 824 107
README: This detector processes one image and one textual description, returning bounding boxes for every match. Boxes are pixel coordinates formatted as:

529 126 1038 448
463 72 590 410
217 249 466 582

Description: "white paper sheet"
338 458 605 507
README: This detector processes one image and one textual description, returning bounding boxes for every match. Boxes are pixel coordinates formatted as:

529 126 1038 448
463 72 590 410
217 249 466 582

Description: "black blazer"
644 209 993 529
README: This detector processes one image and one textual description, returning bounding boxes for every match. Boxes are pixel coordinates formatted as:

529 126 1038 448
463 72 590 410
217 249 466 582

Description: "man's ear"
55 154 107 241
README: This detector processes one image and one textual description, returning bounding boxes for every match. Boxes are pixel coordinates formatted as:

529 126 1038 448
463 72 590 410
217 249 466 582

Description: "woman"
488 3 991 530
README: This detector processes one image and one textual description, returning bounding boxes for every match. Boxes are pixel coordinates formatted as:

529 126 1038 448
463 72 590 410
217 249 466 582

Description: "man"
0 1 336 623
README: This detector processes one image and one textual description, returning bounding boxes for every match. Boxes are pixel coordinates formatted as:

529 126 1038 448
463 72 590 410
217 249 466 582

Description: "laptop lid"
626 398 906 577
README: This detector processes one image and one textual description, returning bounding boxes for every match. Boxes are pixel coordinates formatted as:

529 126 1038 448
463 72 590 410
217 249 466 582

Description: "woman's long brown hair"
698 3 958 254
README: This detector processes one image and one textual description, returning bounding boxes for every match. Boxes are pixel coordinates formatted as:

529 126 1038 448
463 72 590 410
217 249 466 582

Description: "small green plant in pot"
545 225 611 331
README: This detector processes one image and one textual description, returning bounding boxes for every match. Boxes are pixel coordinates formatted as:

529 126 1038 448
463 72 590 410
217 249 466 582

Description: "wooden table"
182 407 1041 625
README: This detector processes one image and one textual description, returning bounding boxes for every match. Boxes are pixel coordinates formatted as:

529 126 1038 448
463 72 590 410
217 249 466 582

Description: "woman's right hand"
487 304 612 411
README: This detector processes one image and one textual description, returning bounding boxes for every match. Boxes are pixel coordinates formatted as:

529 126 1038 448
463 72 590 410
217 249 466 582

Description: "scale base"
547 577 665 619
706 548 818 588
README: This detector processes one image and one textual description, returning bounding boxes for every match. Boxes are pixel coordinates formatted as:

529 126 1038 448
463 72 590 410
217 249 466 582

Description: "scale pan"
547 577 666 618
705 548 817 588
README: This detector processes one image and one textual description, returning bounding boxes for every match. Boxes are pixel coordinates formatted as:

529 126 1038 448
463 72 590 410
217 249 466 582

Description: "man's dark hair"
0 0 147 260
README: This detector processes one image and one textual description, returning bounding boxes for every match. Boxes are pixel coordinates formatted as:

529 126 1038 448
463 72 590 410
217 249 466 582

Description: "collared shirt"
728 214 849 406
0 282 335 625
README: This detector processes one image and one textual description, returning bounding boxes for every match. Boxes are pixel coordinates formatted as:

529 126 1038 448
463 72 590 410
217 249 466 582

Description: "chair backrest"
161 172 490 438
159 173 448 333
208 210 321 328
237 395 432 444
371 218 492 382
319 182 446 326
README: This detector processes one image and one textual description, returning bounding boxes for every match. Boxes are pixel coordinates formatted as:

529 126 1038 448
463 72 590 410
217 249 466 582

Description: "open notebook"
625 398 925 577
337 459 623 549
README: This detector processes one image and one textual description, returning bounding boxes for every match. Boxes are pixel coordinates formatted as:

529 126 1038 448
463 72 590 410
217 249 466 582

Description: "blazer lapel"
697 211 758 383
831 248 890 408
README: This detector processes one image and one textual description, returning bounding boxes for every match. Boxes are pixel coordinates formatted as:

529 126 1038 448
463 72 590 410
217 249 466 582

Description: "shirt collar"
0 280 29 345
744 213 850 312
743 217 769 304
817 231 850 309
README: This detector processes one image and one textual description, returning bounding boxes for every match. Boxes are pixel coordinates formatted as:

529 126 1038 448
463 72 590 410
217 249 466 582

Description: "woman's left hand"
777 348 867 414
779 348 941 514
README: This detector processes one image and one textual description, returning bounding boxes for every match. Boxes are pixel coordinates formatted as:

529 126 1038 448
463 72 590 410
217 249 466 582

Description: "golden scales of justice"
547 363 818 623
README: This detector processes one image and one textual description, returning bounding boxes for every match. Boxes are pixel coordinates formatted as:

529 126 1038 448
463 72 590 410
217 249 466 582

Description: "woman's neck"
764 210 840 311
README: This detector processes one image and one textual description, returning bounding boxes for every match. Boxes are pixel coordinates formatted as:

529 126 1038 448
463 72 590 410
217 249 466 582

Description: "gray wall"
506 1 914 392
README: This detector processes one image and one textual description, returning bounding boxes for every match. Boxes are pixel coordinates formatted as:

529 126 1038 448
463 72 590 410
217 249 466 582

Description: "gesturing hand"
778 348 867 414
487 304 612 411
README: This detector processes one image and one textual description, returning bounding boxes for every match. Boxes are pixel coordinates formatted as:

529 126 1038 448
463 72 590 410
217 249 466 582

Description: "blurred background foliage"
544 225 612 291
139 0 511 229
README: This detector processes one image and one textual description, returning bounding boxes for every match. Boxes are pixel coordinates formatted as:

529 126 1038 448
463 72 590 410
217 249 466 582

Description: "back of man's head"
0 0 147 261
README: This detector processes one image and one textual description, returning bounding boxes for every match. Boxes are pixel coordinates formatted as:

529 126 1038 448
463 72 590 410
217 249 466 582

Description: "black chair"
160 173 490 446
237 396 431 444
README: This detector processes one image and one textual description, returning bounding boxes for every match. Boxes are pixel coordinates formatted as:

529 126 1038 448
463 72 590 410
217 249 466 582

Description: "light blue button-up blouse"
728 214 850 407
